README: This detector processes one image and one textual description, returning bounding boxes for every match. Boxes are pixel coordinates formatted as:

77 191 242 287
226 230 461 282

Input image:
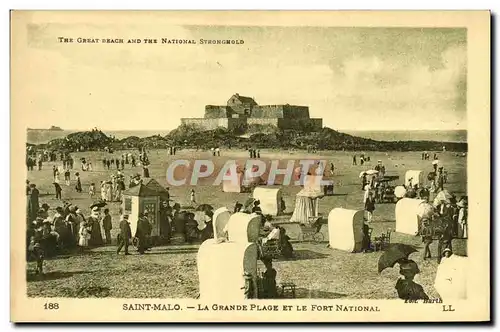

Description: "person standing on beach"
102 208 112 245
117 215 131 255
75 172 82 193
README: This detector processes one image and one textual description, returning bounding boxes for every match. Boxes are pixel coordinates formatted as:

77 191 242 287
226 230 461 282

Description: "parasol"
434 254 467 301
365 170 379 175
434 190 454 205
416 202 435 220
394 186 407 198
432 160 439 165
378 243 418 273
90 200 107 209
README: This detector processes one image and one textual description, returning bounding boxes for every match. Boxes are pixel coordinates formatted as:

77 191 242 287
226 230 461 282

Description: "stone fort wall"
181 117 247 131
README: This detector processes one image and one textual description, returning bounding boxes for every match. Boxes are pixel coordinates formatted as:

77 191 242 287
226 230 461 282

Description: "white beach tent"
405 170 424 187
212 207 232 241
434 255 468 301
197 240 258 301
222 161 243 193
225 212 261 243
327 208 365 253
252 187 283 216
395 198 426 235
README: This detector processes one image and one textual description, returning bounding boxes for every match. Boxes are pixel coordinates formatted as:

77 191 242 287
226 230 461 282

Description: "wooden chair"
280 282 297 298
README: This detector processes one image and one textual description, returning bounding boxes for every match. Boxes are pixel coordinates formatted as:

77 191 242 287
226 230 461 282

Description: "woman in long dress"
457 200 467 239
100 181 106 201
105 183 112 202
88 207 104 246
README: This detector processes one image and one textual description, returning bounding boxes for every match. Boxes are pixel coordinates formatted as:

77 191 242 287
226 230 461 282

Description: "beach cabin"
327 208 365 253
212 207 232 241
222 163 243 193
225 212 261 243
121 179 169 239
395 198 427 235
290 178 324 224
197 241 259 300
252 187 283 216
434 255 468 301
405 170 424 188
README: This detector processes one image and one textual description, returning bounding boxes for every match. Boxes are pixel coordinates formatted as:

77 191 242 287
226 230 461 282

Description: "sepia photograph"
10 10 490 322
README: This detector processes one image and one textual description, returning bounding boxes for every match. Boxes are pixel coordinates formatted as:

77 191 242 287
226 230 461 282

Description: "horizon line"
27 127 468 132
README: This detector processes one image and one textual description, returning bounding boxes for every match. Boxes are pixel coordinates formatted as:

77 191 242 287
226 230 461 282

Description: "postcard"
11 10 490 322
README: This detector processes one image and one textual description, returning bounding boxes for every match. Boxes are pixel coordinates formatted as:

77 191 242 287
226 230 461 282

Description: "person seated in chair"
279 227 294 259
262 225 280 245
261 257 278 299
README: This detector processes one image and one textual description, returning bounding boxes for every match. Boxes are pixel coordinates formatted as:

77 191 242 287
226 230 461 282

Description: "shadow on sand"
293 287 348 299
26 270 91 282
274 249 329 262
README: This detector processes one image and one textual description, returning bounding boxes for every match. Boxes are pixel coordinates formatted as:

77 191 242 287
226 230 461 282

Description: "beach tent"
434 255 468 301
222 162 243 193
122 180 168 238
197 240 258 300
212 207 232 241
327 208 365 253
289 188 323 224
303 175 324 194
226 212 261 243
405 170 424 188
395 198 426 235
252 187 283 216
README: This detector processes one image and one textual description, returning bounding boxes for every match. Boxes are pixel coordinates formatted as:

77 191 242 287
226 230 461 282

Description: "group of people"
26 201 114 274
353 154 371 166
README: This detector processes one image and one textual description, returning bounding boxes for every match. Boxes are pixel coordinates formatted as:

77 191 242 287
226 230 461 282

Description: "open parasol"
416 202 436 220
394 186 407 198
90 200 107 209
378 243 418 273
434 190 454 205
365 169 379 175
432 160 440 165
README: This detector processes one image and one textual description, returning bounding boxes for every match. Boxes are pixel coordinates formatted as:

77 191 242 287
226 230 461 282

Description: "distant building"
180 93 323 131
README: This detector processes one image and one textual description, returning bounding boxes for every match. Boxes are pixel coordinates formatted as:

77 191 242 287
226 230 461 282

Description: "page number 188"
44 303 59 310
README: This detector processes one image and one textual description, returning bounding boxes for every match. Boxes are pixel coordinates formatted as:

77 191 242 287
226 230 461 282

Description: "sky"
18 23 467 131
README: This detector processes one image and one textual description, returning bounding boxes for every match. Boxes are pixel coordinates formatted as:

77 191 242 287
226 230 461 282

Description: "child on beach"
89 183 96 198
190 189 196 206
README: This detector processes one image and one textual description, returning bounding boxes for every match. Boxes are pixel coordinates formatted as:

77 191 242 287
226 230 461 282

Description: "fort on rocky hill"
180 93 323 131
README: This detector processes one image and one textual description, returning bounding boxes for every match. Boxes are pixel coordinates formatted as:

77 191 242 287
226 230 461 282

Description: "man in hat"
136 212 152 254
159 200 172 244
395 259 429 301
28 184 39 222
102 208 113 245
117 214 132 255
53 182 62 200
39 204 50 220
